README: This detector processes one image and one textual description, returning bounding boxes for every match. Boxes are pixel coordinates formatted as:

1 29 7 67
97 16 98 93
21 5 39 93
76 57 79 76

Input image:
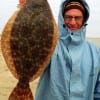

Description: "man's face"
64 9 84 31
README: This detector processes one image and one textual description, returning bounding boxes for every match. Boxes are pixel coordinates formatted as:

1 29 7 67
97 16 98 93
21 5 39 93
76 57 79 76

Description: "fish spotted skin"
1 0 58 100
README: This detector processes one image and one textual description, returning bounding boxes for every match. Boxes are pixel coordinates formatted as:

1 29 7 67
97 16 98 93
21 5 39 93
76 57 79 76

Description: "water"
87 37 100 47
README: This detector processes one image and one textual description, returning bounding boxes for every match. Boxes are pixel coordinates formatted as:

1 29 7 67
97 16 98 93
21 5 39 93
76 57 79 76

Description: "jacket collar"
59 24 86 45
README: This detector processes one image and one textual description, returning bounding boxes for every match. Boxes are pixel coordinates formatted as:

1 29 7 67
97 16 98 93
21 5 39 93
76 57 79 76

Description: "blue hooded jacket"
35 0 100 100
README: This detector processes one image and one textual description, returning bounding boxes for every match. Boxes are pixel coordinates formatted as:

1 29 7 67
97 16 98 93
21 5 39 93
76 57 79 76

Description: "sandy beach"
0 40 39 99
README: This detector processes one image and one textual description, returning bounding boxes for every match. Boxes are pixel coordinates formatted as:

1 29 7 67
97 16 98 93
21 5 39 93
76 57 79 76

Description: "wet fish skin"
1 0 58 100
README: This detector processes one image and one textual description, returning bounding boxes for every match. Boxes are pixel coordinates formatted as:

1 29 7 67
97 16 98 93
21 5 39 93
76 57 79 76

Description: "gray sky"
0 0 100 37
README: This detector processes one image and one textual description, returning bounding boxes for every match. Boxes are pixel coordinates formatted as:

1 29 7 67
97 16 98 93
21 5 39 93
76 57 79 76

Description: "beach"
0 37 100 99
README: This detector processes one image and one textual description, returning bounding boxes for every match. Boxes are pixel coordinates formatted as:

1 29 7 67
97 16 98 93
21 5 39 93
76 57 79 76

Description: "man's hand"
18 0 26 8
19 0 26 4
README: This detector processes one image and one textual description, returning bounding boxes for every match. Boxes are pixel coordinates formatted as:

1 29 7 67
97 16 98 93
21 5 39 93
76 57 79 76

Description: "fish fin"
8 81 33 100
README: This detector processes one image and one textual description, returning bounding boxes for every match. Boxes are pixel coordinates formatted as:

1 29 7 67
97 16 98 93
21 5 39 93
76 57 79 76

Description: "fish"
1 0 58 99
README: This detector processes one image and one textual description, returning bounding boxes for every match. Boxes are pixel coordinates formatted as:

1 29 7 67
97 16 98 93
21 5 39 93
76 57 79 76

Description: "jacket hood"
58 0 90 45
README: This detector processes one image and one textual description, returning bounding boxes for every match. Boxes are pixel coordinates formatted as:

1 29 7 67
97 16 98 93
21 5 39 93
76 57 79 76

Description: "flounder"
1 0 58 99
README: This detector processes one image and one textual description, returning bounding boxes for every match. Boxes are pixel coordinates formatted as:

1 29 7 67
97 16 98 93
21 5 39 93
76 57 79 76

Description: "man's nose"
70 18 76 24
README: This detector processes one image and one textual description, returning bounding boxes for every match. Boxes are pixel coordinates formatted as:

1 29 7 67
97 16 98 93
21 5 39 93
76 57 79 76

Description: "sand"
0 39 39 99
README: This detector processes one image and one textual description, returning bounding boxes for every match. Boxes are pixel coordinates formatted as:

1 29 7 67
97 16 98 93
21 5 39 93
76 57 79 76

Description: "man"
63 1 85 30
35 0 100 100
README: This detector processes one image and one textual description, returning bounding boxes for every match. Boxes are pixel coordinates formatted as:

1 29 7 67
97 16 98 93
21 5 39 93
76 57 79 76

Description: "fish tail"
8 80 33 100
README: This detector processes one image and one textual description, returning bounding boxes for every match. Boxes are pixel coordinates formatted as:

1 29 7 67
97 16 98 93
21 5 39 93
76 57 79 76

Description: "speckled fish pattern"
1 0 58 100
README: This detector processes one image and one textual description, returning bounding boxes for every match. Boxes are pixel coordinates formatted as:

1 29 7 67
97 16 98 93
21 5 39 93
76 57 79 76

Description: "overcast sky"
0 0 100 37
